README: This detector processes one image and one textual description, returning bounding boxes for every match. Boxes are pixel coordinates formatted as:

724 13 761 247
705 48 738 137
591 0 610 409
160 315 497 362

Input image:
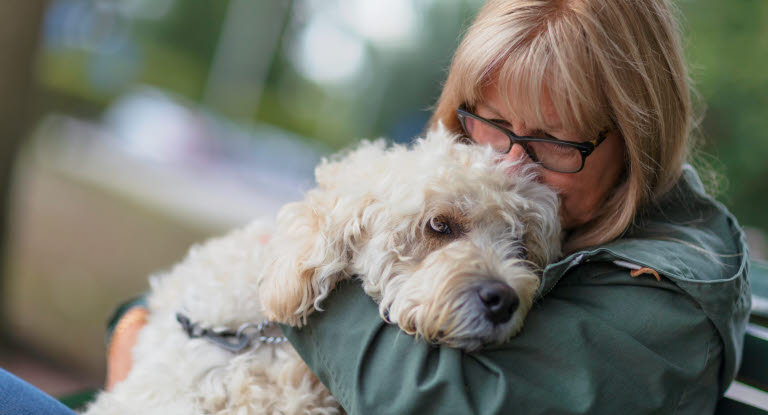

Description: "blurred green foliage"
39 0 228 105
36 0 768 232
679 0 768 232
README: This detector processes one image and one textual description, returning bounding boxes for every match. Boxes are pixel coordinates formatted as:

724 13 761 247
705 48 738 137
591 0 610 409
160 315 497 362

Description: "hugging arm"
282 267 722 415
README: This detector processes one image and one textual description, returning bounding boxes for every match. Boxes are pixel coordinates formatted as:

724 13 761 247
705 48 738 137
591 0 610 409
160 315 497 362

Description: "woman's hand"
105 307 149 390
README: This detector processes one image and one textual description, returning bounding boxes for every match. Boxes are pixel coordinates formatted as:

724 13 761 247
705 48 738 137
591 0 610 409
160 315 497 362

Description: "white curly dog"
83 126 561 415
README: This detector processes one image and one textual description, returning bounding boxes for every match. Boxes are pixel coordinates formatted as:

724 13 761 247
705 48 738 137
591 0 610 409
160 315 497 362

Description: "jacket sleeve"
281 264 722 415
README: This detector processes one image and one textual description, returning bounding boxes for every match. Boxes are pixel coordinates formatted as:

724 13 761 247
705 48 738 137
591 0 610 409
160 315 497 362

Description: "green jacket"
281 167 751 415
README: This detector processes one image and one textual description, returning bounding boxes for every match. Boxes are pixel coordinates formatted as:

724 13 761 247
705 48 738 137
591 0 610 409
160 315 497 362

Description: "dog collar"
176 312 287 353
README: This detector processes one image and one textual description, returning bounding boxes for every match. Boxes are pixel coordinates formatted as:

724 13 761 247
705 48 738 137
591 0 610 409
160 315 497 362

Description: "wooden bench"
717 259 768 414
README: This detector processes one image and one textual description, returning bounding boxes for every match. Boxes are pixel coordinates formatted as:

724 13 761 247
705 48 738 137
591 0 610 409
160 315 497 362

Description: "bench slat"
752 259 768 322
717 259 768 414
738 324 768 392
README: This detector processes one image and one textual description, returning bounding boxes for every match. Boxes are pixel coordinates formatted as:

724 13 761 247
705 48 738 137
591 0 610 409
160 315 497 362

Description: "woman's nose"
504 142 529 164
505 122 531 161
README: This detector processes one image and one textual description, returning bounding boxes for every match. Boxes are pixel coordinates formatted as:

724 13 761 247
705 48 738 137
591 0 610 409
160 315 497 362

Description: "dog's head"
259 125 561 350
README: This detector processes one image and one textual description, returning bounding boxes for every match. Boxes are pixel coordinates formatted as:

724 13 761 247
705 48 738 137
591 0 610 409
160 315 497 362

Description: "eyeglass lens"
461 114 584 172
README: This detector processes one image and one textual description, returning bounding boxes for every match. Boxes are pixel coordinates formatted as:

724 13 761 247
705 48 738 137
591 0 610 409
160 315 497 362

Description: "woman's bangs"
456 47 509 108
494 29 612 139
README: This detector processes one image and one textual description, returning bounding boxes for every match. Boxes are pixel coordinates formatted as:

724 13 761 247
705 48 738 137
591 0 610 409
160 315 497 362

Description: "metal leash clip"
176 312 288 353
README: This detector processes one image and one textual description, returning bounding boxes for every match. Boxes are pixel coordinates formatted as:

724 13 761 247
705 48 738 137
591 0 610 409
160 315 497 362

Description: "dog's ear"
520 188 562 269
258 155 380 327
258 196 342 326
503 171 562 269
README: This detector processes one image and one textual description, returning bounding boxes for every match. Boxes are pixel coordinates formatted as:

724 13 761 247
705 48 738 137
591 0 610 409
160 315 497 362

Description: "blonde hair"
430 0 693 253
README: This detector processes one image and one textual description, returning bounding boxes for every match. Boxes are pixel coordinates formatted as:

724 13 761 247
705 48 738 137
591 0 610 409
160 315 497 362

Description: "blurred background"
0 0 766 397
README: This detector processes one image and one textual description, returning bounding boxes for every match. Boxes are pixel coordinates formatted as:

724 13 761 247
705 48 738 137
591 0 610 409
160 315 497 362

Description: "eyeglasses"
457 105 610 173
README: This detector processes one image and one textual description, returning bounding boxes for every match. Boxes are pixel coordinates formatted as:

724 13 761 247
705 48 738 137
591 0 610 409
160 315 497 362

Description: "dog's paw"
263 308 311 327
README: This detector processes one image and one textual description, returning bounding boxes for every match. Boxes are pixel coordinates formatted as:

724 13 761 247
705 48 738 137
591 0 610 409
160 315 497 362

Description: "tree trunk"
0 0 49 334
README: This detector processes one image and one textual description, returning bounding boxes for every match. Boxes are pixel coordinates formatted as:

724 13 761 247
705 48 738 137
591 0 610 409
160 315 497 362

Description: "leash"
176 312 288 353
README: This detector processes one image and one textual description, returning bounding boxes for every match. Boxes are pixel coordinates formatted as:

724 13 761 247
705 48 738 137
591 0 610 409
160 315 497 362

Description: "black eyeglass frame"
456 105 610 173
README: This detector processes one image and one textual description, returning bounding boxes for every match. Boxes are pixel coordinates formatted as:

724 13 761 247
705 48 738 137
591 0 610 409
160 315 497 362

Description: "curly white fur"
83 125 561 414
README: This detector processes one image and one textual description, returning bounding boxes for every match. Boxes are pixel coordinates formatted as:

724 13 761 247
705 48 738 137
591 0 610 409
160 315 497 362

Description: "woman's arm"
105 298 148 391
282 265 722 415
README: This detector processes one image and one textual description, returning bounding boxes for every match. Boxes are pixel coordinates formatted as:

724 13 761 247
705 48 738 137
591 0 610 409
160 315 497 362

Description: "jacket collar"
536 165 751 394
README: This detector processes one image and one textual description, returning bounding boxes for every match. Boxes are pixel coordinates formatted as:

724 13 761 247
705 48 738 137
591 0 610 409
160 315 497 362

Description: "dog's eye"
428 217 451 234
458 135 473 145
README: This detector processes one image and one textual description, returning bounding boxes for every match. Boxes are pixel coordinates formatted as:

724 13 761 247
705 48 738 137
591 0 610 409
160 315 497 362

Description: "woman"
108 0 750 413
0 369 77 414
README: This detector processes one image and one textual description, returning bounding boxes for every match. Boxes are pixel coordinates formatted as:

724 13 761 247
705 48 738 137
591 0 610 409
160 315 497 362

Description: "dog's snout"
476 281 519 325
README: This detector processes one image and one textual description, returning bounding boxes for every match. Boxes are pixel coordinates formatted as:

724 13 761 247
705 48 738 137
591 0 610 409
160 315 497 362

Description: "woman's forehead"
474 72 610 138
478 82 565 131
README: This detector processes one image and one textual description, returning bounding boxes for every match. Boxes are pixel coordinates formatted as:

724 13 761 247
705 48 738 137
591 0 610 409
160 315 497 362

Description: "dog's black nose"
476 281 519 325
